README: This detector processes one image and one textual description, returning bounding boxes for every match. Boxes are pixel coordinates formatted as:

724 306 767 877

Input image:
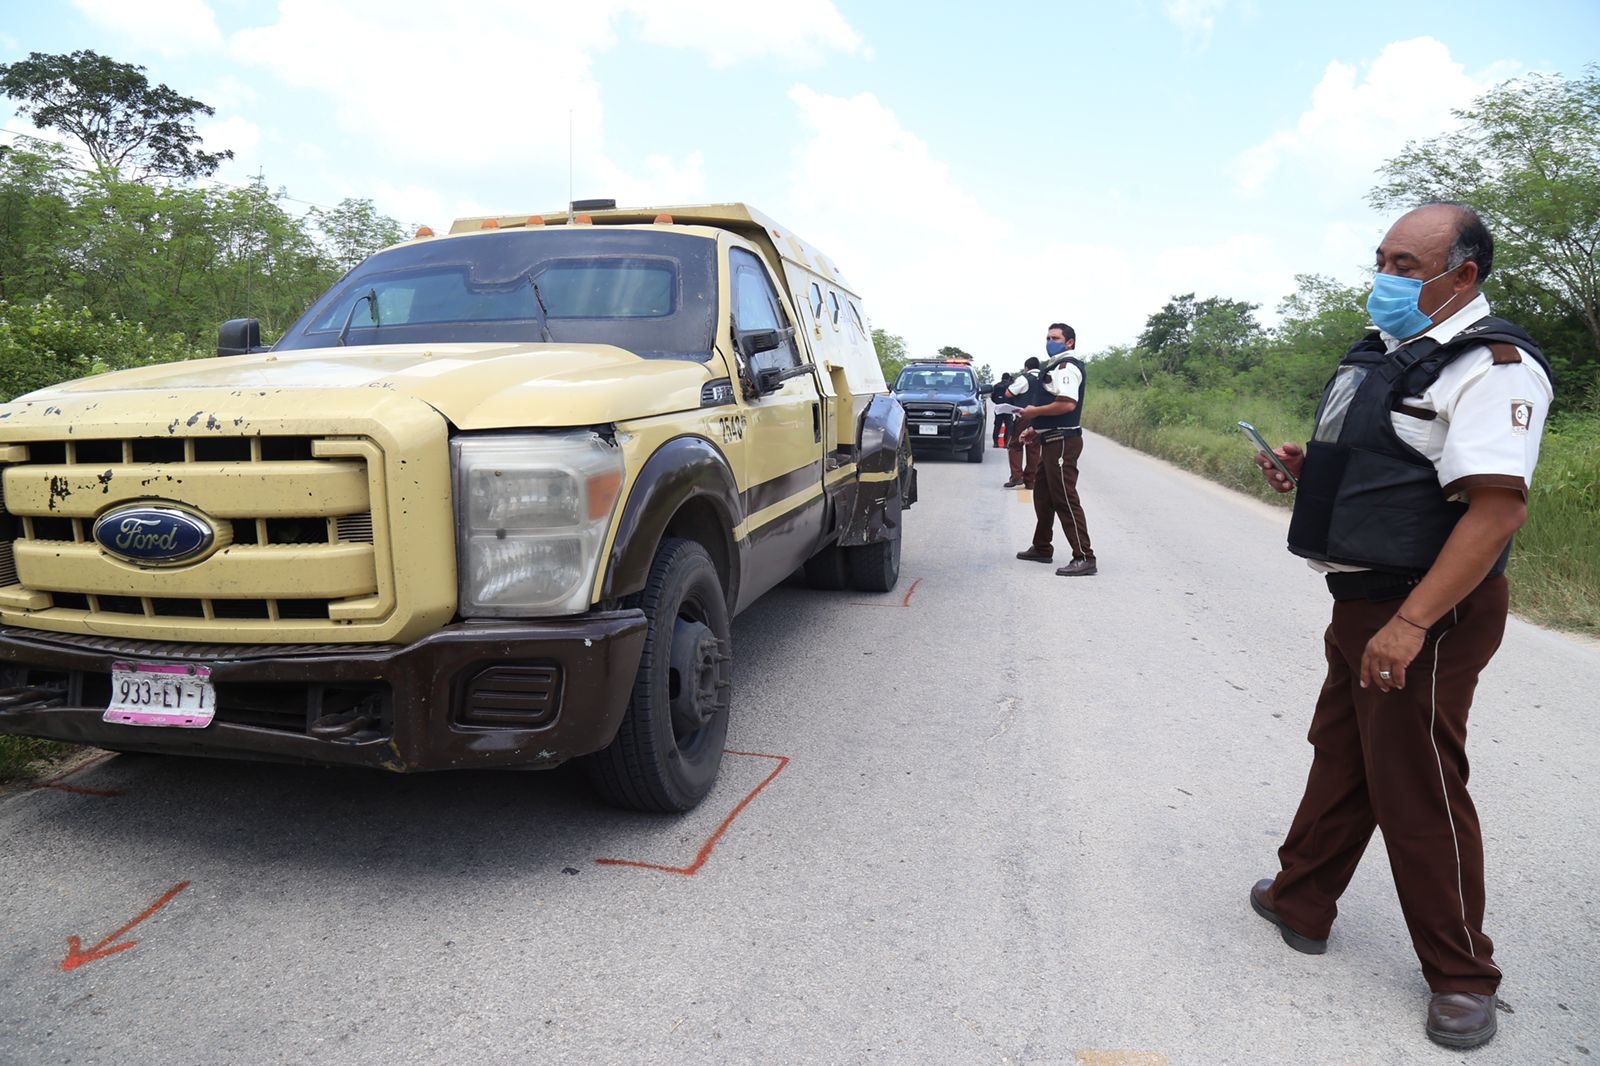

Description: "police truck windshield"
275 228 718 361
895 368 975 391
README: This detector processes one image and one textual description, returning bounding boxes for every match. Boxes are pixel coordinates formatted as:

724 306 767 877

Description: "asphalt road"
3 433 1597 1066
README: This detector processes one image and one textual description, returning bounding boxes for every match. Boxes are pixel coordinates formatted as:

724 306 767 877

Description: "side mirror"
756 367 785 394
738 328 784 359
218 318 263 357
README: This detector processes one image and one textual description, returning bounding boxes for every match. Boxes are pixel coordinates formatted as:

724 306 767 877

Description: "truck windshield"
895 369 974 391
275 229 718 361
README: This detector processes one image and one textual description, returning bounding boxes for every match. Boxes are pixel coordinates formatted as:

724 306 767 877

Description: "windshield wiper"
529 279 555 343
336 289 378 347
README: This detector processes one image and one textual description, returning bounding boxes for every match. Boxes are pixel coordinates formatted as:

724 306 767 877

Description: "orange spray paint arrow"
61 881 191 972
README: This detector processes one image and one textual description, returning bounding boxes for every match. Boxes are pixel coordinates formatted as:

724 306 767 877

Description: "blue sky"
2 0 1597 369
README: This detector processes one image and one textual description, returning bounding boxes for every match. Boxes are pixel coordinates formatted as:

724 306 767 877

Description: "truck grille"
0 434 388 639
902 402 955 423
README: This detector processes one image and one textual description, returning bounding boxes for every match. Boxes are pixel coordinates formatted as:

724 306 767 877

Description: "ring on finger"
1379 670 1392 680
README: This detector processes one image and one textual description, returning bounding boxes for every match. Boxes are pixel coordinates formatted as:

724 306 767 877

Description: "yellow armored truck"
0 202 915 811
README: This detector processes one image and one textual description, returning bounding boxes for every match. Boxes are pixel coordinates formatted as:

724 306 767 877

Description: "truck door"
729 245 824 606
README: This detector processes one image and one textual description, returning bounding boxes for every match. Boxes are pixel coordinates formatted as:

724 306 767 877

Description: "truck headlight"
452 432 624 617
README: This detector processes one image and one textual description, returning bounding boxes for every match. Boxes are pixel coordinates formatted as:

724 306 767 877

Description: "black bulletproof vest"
1033 357 1086 432
1286 315 1548 576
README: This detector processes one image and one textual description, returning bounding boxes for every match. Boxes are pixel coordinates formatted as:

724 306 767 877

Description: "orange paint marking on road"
29 752 124 797
854 576 922 608
1075 1052 1169 1066
594 751 789 876
61 881 191 972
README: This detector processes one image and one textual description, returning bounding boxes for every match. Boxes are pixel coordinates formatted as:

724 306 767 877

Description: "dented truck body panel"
0 203 909 783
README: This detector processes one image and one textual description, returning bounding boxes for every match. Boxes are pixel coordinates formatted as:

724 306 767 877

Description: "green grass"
1087 387 1600 635
0 735 80 785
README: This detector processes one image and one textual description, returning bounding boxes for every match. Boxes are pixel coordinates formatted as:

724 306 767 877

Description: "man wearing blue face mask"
1248 202 1553 1050
1012 323 1096 575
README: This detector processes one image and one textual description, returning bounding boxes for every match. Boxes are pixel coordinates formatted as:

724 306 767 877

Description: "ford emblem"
92 505 219 566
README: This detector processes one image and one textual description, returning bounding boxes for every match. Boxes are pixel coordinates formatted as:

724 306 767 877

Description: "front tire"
845 530 901 592
586 538 732 812
966 434 985 463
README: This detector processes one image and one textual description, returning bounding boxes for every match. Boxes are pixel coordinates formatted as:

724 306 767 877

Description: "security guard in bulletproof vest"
1013 322 1096 576
1003 357 1044 489
1248 203 1553 1051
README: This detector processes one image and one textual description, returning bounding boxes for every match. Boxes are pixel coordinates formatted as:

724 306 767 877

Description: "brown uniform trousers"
1265 575 1508 995
1008 434 1041 488
1030 432 1094 562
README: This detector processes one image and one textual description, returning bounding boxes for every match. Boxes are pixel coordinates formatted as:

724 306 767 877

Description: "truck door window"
730 248 800 375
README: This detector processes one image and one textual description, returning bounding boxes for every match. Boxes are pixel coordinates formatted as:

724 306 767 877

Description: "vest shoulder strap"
1393 316 1549 396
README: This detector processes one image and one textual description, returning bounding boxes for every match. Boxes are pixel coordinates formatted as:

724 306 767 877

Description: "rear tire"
803 544 849 590
845 530 901 593
586 538 732 812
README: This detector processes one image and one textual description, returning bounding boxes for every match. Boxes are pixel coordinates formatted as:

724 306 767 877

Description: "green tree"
309 198 410 274
936 345 972 362
0 145 76 302
1245 274 1370 417
1135 293 1262 382
872 326 909 385
0 50 232 181
0 295 199 401
1371 66 1600 385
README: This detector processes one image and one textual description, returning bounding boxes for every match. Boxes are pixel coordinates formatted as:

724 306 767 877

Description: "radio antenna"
567 109 574 224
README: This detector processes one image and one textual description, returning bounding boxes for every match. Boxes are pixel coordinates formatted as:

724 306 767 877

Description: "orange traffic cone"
996 422 1006 448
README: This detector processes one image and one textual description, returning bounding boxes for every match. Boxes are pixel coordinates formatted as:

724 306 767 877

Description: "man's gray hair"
1428 200 1495 281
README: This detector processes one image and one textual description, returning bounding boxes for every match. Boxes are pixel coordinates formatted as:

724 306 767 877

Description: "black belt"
1324 570 1420 602
1037 427 1083 442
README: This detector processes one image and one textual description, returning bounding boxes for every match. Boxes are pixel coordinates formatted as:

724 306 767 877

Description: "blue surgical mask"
1366 268 1459 339
1045 341 1068 357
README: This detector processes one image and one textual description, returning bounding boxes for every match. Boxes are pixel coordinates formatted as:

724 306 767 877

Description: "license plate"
104 661 216 728
917 424 938 436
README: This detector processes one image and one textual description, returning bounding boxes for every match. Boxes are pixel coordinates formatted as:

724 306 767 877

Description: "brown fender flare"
601 436 742 606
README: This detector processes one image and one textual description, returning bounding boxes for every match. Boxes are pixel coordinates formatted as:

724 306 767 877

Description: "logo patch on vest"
1510 400 1533 434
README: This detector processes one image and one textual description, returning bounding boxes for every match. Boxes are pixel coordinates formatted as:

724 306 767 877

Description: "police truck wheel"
967 436 985 463
845 530 901 593
586 538 732 813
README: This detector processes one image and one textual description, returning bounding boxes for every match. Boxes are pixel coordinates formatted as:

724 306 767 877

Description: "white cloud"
198 115 260 163
1163 0 1228 49
225 0 861 205
1232 37 1496 201
71 0 223 57
230 0 612 171
591 150 708 208
779 86 1144 365
622 0 864 67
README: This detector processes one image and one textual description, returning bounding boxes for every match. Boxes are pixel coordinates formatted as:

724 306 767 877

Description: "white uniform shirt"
1383 294 1552 502
1006 359 1083 402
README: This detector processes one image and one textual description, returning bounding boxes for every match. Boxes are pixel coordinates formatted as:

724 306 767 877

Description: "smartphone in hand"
1238 420 1298 488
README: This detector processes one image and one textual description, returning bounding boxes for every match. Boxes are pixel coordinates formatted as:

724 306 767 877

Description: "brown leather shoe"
1055 559 1097 577
1015 548 1053 563
1426 992 1497 1048
1249 879 1327 954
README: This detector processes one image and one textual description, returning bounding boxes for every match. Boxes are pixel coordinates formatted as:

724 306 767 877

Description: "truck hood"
11 342 720 430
